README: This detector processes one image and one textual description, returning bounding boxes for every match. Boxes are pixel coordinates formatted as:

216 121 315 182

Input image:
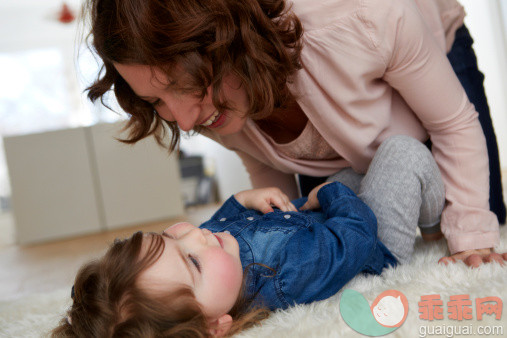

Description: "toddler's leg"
358 135 445 264
326 167 363 195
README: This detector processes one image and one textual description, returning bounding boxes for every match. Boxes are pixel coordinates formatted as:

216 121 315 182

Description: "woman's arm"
370 0 499 261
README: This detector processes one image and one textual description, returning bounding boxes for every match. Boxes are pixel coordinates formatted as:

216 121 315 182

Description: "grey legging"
327 135 445 263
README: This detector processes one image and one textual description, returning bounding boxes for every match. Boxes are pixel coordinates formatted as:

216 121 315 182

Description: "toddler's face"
138 222 243 320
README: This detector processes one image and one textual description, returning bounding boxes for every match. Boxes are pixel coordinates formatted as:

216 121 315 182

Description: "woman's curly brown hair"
83 0 303 151
51 231 269 337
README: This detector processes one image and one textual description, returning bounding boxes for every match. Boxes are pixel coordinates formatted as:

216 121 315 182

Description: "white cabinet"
89 122 183 230
3 127 102 244
3 122 184 244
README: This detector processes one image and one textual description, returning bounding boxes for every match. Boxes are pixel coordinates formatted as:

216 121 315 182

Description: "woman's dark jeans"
299 25 506 224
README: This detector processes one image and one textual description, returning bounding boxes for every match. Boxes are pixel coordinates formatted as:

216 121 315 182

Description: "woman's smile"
114 63 249 135
200 111 220 126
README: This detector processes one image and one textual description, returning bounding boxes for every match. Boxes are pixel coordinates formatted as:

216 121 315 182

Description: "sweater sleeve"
276 182 389 308
366 0 499 253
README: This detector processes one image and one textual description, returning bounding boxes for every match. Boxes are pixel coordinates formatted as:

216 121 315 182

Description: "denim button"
220 218 227 222
247 217 254 221
284 214 291 219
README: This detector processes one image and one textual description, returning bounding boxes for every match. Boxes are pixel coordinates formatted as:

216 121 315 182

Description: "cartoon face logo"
372 295 404 326
340 289 409 336
371 290 408 327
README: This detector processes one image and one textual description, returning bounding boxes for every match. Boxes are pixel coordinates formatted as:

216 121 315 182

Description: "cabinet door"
88 122 184 230
4 128 102 244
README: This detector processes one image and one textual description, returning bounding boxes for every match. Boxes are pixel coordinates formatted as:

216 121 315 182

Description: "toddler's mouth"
214 234 224 248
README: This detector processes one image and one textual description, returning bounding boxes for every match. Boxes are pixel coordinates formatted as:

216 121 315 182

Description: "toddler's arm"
208 187 297 221
277 182 395 308
299 182 332 210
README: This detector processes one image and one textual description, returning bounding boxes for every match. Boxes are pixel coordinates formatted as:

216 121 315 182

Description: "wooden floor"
0 204 219 302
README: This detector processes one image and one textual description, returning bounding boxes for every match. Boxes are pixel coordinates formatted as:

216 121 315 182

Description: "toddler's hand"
299 182 333 210
234 187 297 213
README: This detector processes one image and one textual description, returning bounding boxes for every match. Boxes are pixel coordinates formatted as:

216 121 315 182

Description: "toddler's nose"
184 227 208 244
201 228 212 236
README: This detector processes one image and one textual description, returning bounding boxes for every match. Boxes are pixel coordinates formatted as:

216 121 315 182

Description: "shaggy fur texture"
1 227 506 337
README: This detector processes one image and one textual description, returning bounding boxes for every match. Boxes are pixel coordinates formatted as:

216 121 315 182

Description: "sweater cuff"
445 230 500 255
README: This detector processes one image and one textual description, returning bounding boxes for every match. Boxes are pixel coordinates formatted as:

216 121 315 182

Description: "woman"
84 0 505 266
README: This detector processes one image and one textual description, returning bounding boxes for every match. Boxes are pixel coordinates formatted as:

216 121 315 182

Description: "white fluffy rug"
1 227 506 338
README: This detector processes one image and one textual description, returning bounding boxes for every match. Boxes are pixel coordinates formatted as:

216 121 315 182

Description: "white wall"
460 0 507 167
0 0 82 52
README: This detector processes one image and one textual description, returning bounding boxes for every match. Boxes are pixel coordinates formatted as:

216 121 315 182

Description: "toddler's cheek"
213 252 243 288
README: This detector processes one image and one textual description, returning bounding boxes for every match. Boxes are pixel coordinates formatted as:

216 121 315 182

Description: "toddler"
53 136 444 337
53 181 396 337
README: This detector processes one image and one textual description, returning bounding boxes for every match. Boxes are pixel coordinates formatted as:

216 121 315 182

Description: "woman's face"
138 223 243 320
114 63 249 135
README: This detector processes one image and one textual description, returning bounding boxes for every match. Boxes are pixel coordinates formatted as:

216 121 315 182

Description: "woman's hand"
439 248 507 268
299 182 333 210
234 187 297 214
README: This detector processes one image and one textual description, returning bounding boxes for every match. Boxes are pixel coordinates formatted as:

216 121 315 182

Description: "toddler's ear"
208 314 233 337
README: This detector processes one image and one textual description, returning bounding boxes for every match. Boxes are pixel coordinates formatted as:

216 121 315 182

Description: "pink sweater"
201 0 500 254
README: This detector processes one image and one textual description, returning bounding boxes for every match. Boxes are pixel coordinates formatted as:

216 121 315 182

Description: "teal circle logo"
340 289 408 336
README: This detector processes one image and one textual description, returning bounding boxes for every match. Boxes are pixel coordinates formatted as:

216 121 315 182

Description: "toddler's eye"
189 255 201 272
